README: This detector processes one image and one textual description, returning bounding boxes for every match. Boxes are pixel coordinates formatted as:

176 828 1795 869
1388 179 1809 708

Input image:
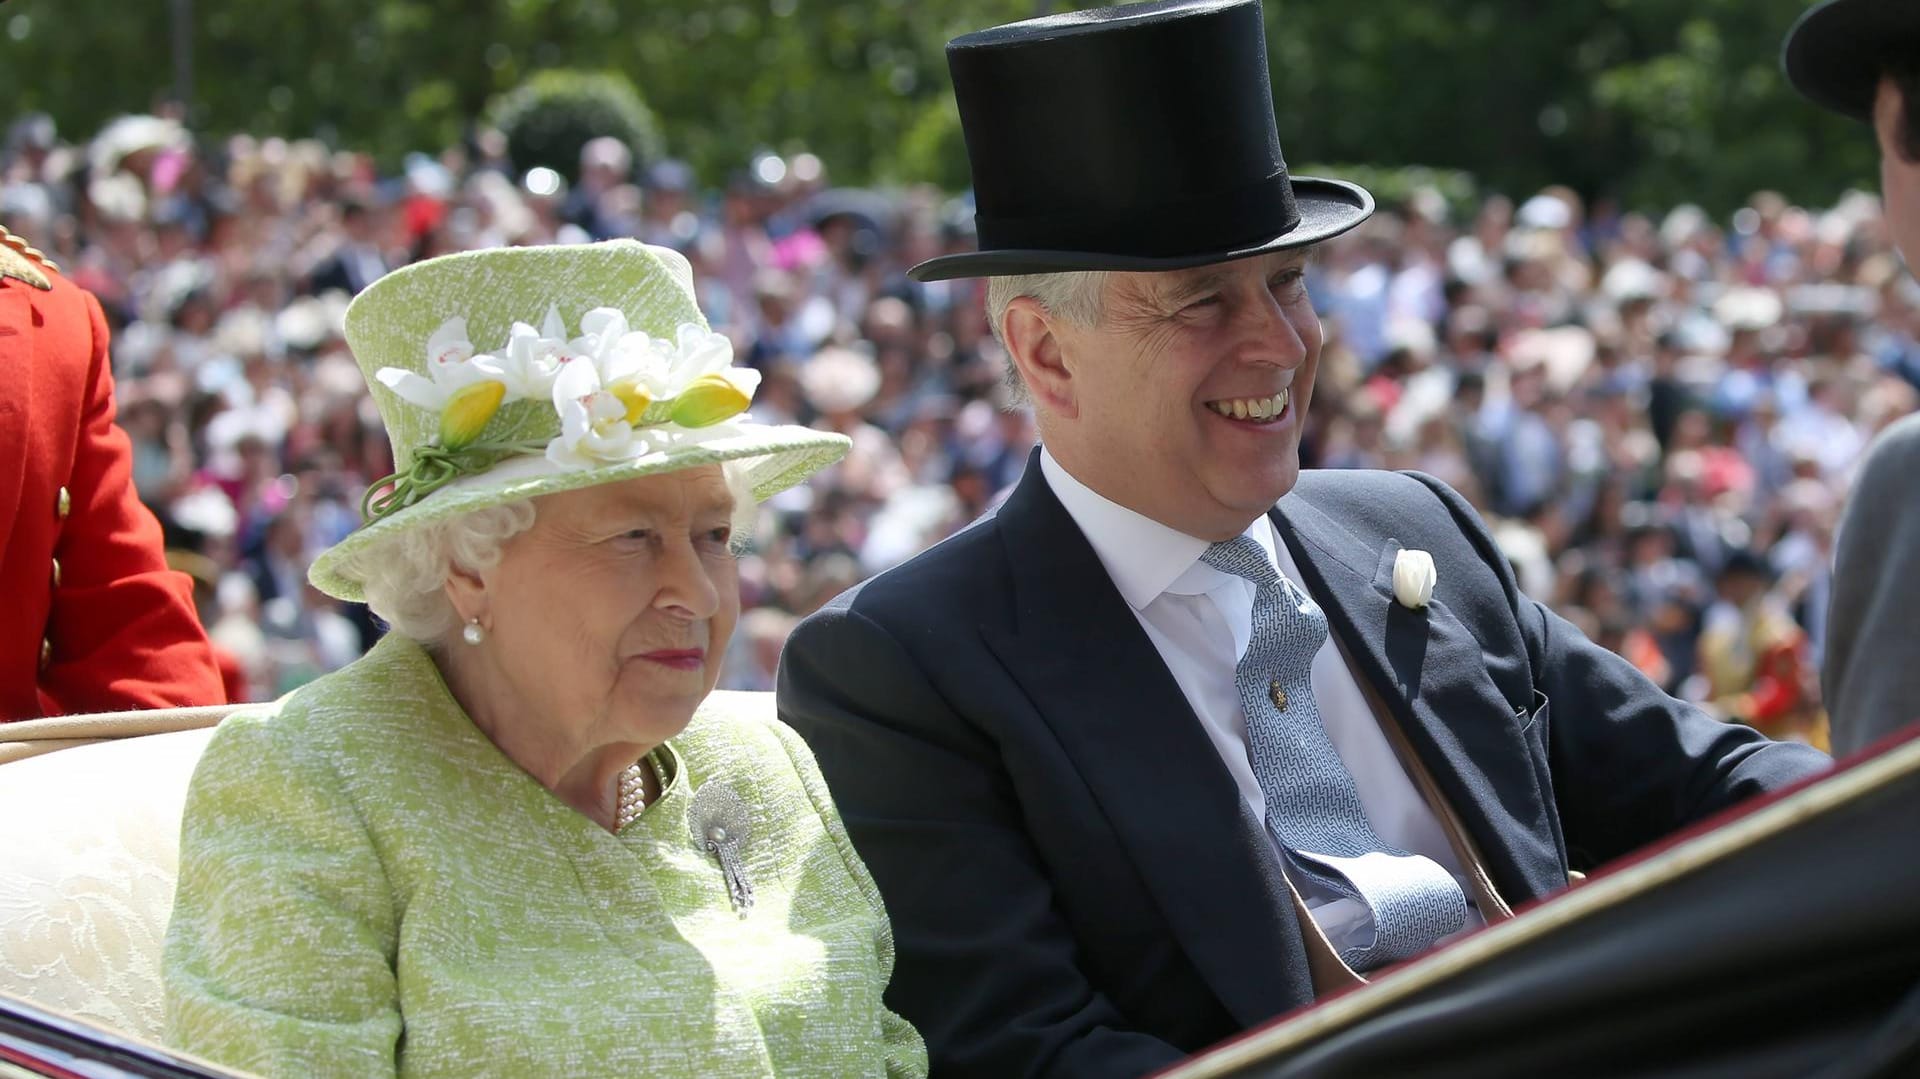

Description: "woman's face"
467 466 741 762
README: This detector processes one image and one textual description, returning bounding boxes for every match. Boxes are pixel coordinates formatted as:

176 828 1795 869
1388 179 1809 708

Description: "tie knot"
1201 534 1279 587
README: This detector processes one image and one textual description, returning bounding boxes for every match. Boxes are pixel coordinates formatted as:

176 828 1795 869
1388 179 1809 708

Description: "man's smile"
1204 388 1291 424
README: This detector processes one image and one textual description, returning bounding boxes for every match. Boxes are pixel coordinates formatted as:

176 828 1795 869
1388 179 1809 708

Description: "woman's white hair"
983 270 1109 401
349 461 761 647
351 501 539 647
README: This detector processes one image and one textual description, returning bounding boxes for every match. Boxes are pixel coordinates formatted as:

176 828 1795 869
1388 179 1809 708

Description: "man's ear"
1003 296 1078 419
1875 77 1914 164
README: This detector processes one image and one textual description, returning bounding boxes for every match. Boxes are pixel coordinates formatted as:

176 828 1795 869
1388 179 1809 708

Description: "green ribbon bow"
360 437 550 523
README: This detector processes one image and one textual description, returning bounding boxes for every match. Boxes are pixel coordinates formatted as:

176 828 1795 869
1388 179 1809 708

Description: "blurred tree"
488 70 661 182
1582 0 1875 211
0 0 1883 214
1260 0 1877 214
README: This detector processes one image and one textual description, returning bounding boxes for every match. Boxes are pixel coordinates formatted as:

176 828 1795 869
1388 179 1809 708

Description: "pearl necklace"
614 754 662 832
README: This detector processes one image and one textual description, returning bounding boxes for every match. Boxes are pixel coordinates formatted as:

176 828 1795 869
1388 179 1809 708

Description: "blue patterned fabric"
1203 535 1467 970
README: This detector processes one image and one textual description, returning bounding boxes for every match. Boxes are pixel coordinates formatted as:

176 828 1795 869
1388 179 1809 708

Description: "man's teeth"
1207 390 1289 422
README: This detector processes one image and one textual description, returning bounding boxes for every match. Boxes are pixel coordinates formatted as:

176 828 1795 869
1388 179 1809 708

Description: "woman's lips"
638 649 706 671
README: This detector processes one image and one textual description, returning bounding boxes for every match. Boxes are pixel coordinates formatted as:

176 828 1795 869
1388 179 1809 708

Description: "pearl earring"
462 618 485 646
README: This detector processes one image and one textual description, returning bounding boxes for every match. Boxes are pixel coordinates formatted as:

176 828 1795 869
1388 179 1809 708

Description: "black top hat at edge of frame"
1784 0 1920 122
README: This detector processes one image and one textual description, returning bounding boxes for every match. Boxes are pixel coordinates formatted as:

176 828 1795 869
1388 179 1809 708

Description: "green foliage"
1261 0 1877 215
1578 0 1876 212
0 0 1886 216
488 70 661 182
1297 164 1478 217
877 94 970 190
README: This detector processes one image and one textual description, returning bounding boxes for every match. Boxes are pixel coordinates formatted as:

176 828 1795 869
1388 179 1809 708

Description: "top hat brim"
1783 0 1910 122
907 177 1374 282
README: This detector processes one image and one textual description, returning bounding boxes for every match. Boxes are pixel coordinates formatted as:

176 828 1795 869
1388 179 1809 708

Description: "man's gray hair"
983 270 1109 401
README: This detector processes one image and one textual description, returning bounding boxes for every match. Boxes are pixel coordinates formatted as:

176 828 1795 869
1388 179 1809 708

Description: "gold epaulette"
0 224 56 290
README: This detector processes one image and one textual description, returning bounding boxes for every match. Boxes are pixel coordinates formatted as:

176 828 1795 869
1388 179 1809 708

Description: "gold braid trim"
0 225 59 273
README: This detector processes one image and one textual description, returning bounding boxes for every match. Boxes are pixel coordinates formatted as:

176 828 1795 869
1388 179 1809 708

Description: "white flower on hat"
1393 548 1437 610
594 319 675 412
547 348 659 470
375 316 498 411
639 323 756 399
657 324 737 388
600 322 761 428
571 307 635 364
494 305 588 400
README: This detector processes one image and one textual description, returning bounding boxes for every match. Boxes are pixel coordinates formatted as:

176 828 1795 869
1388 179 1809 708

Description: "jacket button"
1268 680 1288 712
56 486 71 519
50 558 60 588
39 638 51 672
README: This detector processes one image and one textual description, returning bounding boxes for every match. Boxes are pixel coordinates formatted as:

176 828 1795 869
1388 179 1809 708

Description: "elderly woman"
161 241 926 1077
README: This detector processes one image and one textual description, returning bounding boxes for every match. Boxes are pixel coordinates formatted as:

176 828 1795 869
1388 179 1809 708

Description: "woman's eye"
704 526 733 547
1181 295 1222 315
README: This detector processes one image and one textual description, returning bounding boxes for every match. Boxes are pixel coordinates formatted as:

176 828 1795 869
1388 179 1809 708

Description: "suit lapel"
980 457 1312 1027
1270 492 1565 902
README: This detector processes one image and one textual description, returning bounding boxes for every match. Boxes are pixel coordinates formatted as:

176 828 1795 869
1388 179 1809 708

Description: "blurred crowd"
8 110 1915 748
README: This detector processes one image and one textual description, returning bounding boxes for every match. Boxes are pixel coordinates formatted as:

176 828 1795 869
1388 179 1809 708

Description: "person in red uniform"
0 224 224 719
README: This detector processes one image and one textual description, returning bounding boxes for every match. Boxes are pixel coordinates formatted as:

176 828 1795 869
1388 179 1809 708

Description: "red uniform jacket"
0 234 224 719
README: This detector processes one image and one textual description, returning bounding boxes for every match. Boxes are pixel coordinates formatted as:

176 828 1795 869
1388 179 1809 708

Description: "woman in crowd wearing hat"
161 240 926 1078
800 344 909 502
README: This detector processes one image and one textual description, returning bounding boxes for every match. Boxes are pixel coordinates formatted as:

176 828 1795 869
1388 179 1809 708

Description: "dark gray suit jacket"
1826 411 1920 757
778 455 1830 1079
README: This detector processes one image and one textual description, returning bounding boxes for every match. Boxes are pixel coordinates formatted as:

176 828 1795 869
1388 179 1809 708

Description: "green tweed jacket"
162 634 926 1078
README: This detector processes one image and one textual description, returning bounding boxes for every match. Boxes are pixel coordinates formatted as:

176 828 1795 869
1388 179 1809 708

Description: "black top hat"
908 0 1373 282
1784 0 1920 121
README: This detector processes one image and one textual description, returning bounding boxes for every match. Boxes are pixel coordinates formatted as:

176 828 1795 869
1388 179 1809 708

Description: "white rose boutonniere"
1393 548 1437 609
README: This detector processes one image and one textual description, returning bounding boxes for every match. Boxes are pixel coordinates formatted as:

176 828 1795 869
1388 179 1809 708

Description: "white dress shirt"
1039 450 1483 954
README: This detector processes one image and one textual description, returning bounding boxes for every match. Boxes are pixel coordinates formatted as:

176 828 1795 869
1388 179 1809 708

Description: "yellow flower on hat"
671 370 759 428
605 378 655 424
438 381 507 450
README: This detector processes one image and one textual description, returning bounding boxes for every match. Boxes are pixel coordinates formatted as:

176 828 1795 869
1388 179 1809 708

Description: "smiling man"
777 2 1830 1077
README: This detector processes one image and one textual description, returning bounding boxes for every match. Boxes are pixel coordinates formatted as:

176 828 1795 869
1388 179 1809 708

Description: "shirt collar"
1038 447 1281 610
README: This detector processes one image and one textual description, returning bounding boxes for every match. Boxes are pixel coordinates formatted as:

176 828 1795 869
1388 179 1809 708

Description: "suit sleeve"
1410 473 1831 867
779 602 1186 1079
162 712 402 1078
38 288 224 714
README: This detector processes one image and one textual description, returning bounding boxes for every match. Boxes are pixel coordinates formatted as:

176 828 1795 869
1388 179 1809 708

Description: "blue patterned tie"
1203 535 1467 971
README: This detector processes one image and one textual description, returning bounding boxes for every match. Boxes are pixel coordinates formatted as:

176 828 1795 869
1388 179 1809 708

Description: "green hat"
307 240 849 602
